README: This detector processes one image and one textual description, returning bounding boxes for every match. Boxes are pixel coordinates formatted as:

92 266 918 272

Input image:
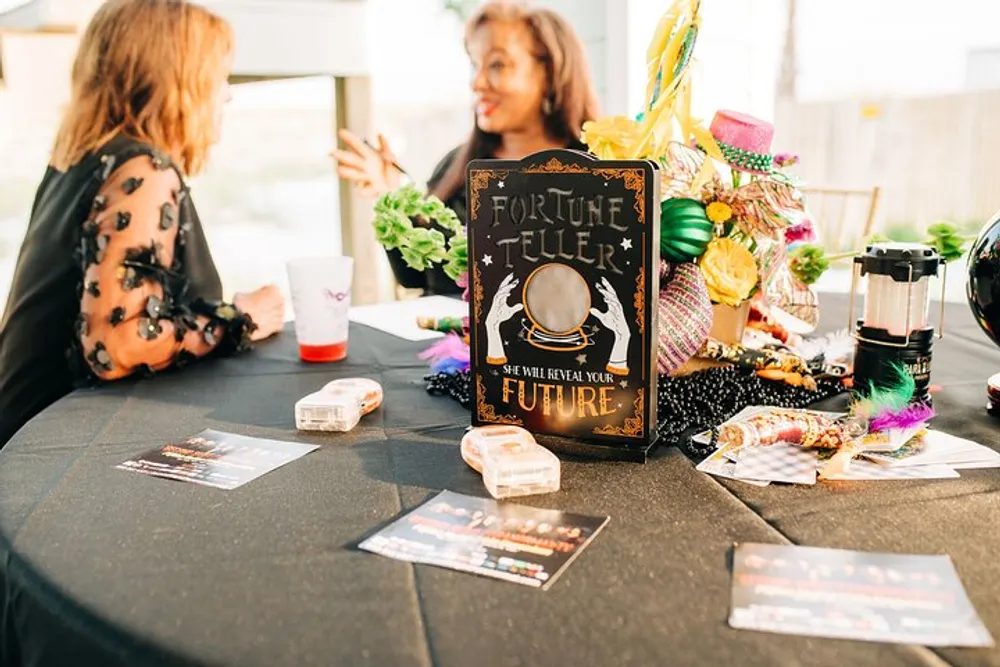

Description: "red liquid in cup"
298 341 348 362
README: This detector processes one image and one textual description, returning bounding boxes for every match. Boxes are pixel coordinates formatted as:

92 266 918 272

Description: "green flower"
925 222 968 263
443 233 468 281
371 184 463 273
789 244 830 285
399 228 448 272
372 209 413 249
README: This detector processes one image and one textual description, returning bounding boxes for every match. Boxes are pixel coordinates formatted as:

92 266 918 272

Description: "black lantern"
849 243 945 404
966 210 1000 413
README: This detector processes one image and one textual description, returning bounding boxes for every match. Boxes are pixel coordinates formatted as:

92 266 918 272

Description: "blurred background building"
1 0 998 313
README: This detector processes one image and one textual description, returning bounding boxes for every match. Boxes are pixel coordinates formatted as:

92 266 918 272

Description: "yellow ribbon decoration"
581 0 722 197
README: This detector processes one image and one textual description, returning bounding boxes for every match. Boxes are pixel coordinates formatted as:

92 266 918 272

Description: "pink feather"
419 333 470 373
869 403 935 432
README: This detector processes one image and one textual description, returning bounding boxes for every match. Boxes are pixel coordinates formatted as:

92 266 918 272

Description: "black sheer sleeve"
77 153 254 380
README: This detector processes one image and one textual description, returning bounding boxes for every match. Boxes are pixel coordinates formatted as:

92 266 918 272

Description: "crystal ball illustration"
523 263 591 334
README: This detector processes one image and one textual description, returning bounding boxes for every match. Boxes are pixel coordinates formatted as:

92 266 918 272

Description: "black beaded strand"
424 365 845 460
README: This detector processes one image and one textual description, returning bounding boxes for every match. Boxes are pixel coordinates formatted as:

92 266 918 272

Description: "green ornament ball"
660 197 714 262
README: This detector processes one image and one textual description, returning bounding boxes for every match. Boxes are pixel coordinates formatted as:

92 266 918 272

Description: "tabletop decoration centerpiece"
411 0 870 457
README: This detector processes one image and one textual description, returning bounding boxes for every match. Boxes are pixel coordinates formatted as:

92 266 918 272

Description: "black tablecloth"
2 294 1000 667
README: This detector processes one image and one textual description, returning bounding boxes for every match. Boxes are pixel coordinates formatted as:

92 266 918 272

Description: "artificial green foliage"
789 244 830 285
796 223 974 285
372 208 413 250
372 184 464 274
444 233 468 281
399 228 448 272
925 222 967 263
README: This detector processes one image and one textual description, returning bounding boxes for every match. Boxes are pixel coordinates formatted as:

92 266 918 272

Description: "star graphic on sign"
619 380 628 389
575 353 587 365
498 180 505 189
482 254 493 266
620 238 633 250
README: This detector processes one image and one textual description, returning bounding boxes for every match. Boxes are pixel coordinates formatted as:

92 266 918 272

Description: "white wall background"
3 0 1000 310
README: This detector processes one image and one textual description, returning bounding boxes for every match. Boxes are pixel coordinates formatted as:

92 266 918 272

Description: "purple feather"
869 403 935 432
419 333 470 374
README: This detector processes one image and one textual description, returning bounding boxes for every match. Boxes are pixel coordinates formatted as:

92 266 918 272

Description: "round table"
2 295 1000 666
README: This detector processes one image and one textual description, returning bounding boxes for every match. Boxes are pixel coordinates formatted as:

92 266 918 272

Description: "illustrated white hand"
484 273 523 364
589 277 631 374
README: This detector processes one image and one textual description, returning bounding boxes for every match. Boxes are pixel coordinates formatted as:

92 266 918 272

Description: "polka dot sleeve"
77 154 253 380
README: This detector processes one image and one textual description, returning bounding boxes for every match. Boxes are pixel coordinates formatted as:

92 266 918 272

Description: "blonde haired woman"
0 0 284 446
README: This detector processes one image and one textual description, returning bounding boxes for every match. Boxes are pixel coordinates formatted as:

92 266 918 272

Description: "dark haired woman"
333 0 600 295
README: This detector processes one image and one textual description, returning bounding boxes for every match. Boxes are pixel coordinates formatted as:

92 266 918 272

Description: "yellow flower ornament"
580 116 643 160
698 237 758 306
705 201 733 224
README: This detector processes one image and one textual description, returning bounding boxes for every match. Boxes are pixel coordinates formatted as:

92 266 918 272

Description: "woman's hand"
234 285 285 341
330 129 402 198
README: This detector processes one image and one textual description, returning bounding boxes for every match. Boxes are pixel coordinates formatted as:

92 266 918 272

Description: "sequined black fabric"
86 343 113 374
159 203 176 231
138 318 162 341
425 366 846 459
121 176 144 195
115 211 131 231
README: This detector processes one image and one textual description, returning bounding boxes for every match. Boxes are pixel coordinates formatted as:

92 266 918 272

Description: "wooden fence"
774 90 1000 242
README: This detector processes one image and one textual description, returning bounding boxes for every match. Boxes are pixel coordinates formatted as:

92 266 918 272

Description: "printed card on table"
864 429 1000 469
117 429 318 490
730 542 994 647
358 490 608 590
695 443 770 487
822 458 959 481
466 149 660 459
733 443 818 485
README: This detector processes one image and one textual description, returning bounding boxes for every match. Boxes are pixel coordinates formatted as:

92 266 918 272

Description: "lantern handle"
936 262 947 339
847 259 859 337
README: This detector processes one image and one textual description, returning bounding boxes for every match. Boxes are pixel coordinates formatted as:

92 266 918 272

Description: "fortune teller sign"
467 149 661 461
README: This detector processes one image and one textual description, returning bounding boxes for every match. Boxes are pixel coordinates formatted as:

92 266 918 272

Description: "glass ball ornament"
967 210 1000 349
966 210 1000 414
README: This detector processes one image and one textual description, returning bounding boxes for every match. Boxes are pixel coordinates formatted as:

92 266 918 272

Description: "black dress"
0 135 253 447
385 139 588 295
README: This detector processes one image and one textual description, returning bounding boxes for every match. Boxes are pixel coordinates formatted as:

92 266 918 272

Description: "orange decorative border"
593 167 646 222
634 266 645 335
472 260 484 324
468 169 510 221
522 156 591 174
476 375 523 425
469 157 651 440
593 389 644 437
